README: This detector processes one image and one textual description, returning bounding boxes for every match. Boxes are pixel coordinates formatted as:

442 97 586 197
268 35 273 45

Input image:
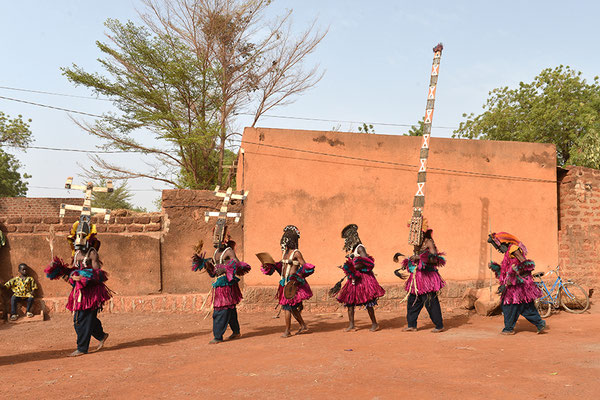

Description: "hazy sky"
1 1 598 210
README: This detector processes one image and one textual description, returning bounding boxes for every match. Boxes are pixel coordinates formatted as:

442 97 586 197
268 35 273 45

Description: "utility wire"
29 185 162 192
0 95 103 118
0 143 136 154
2 139 555 184
1 87 459 129
235 112 458 130
0 85 111 101
236 139 557 184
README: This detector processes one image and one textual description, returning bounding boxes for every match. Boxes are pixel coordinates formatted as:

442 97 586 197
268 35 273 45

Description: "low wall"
558 166 600 291
0 210 163 299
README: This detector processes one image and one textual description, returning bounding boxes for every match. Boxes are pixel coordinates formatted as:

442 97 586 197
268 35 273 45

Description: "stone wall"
558 166 600 291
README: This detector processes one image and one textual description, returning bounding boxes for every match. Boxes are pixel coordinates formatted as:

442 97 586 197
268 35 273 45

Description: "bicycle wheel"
559 282 590 313
535 293 552 318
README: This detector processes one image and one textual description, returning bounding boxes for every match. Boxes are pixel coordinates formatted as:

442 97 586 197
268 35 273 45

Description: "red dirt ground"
1 307 598 399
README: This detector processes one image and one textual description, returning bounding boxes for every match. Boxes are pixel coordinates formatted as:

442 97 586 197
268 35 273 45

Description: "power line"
0 143 136 154
2 138 556 184
236 139 557 184
235 112 458 130
1 87 459 130
0 85 111 101
0 95 103 118
29 185 162 192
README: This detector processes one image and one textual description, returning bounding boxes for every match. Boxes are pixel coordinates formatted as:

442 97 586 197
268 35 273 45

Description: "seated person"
4 263 37 321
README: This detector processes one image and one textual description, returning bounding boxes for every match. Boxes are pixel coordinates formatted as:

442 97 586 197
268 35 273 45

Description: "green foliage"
0 150 30 197
406 120 424 136
63 19 222 189
91 179 134 210
0 112 32 147
0 111 33 197
454 65 600 168
358 123 375 134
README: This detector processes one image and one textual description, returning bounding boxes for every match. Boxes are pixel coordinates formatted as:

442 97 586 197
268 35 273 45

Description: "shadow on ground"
0 330 209 366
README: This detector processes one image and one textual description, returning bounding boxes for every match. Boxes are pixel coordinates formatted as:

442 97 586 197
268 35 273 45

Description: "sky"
1 0 599 210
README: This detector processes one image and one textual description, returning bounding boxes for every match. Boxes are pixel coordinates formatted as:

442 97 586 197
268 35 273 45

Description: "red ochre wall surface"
237 127 559 286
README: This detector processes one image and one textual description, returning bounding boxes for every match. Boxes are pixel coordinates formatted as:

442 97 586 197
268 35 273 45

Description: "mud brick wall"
160 189 244 294
0 207 163 302
558 166 600 291
0 197 82 217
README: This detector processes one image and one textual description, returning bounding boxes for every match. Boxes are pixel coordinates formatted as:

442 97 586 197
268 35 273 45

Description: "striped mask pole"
408 43 444 248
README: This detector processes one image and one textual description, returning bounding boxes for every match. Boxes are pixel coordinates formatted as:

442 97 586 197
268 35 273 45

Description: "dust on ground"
1 308 598 399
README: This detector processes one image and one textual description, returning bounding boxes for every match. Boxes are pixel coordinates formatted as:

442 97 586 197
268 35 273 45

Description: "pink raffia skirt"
502 281 542 305
213 284 243 309
276 282 313 307
405 270 445 295
337 273 385 306
67 284 112 311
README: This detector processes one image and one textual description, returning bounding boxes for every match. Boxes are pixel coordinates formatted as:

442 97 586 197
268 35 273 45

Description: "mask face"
213 219 227 248
74 218 91 250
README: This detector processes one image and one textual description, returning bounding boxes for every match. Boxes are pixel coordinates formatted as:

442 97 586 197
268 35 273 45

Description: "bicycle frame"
534 267 578 306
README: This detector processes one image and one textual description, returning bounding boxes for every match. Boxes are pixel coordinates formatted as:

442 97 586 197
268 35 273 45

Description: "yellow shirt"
4 276 37 298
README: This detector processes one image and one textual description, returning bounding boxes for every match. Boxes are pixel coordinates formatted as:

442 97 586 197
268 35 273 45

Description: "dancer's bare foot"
370 323 380 332
69 350 86 357
431 327 444 333
227 333 241 340
209 338 223 344
296 325 309 335
281 331 292 338
403 327 417 332
344 325 358 332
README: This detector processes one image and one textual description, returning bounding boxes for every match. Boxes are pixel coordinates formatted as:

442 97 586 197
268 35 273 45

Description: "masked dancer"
334 224 385 332
261 225 315 338
398 220 446 332
488 232 546 335
45 221 111 356
192 223 251 344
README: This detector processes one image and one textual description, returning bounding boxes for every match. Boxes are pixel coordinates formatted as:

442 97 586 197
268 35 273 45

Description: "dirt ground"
0 307 598 400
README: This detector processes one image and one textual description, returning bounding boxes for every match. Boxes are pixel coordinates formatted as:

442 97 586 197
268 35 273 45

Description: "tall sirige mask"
280 225 300 252
341 224 361 252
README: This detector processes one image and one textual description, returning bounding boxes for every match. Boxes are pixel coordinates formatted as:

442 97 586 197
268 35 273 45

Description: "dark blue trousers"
11 295 34 315
407 292 443 330
213 307 240 340
74 308 106 353
501 301 545 332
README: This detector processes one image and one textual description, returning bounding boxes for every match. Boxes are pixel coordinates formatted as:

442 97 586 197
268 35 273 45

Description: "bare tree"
141 0 327 183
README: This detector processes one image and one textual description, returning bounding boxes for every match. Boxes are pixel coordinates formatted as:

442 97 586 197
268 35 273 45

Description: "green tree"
90 179 134 210
453 65 600 168
64 0 326 189
0 112 32 197
64 19 222 189
405 120 424 136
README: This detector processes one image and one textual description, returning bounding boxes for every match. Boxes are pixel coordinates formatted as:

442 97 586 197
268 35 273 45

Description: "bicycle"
533 265 590 318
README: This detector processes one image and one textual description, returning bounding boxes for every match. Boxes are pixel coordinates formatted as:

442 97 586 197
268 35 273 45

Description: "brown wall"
159 190 244 294
7 132 600 312
238 127 559 286
558 166 600 290
0 197 82 217
0 210 163 298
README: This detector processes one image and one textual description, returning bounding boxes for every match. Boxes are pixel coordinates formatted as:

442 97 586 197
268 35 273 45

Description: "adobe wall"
238 127 559 287
558 166 600 290
159 189 244 294
0 197 82 217
0 210 163 299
